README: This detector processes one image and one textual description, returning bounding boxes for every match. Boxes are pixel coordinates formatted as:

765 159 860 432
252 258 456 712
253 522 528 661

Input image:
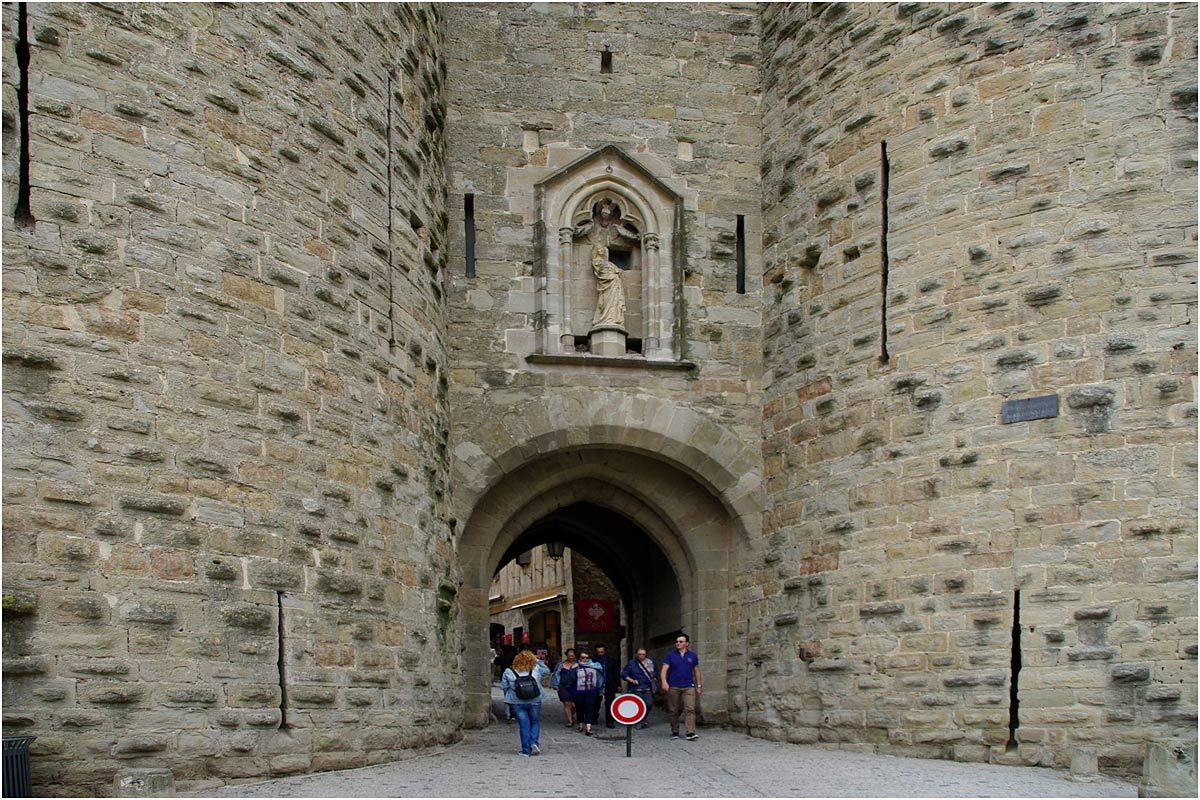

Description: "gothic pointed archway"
453 393 762 729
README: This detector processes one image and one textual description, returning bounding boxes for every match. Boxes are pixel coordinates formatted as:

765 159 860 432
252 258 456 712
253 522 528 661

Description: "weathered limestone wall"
443 2 763 433
756 2 1197 775
2 3 456 794
3 1 1195 791
443 2 765 725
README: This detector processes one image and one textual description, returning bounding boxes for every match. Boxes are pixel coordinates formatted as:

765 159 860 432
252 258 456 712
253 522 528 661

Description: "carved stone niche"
534 146 683 361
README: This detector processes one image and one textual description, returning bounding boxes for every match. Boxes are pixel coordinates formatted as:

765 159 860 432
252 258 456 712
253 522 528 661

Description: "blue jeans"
511 701 541 754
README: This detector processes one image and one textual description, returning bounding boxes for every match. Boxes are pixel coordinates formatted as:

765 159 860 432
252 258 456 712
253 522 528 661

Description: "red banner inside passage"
576 598 616 632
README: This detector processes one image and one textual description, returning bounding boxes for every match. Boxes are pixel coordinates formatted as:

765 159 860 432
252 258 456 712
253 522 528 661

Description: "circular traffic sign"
609 693 648 725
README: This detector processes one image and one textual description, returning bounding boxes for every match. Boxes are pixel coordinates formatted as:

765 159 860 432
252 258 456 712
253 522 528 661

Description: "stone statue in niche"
590 243 626 330
573 198 640 249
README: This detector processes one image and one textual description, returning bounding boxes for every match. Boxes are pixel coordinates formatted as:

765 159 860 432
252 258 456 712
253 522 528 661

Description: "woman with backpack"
500 649 550 757
571 649 605 736
551 648 579 728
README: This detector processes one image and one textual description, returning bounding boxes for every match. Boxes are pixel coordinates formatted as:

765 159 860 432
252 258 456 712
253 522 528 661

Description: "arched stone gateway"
4 2 1191 793
453 391 762 530
453 392 760 727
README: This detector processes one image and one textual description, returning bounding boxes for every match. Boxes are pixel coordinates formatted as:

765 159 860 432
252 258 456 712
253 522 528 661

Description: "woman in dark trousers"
571 650 604 736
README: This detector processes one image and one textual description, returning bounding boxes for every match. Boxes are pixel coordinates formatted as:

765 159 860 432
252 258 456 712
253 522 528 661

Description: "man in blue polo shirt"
659 632 701 740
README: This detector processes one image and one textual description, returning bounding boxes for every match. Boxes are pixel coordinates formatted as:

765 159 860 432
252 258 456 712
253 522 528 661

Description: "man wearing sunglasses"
659 633 701 741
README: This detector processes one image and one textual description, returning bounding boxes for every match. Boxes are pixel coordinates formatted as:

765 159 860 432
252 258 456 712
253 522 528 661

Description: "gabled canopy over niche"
535 146 683 361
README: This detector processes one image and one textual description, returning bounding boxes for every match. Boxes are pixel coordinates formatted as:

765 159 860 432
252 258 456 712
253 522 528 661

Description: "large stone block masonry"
3 4 458 795
757 1 1196 777
2 1 1195 793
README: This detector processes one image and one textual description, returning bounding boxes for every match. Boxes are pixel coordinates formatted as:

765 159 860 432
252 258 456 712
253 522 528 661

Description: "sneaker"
530 744 541 756
670 733 680 740
517 751 530 757
686 732 699 741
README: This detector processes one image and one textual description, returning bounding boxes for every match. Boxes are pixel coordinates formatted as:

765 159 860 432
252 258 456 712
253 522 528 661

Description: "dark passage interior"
488 502 683 670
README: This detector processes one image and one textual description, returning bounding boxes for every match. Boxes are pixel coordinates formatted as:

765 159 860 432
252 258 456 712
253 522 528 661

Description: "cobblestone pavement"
189 689 1136 798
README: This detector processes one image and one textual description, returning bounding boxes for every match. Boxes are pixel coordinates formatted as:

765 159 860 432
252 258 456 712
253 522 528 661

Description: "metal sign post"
609 693 648 758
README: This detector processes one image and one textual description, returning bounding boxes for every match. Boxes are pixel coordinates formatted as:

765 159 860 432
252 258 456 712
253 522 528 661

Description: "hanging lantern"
545 541 566 559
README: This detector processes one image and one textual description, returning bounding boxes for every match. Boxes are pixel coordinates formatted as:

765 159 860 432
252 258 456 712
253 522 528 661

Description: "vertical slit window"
14 2 34 229
277 591 290 729
1007 589 1021 749
600 49 613 74
464 193 476 278
735 214 746 294
386 70 396 348
879 141 890 364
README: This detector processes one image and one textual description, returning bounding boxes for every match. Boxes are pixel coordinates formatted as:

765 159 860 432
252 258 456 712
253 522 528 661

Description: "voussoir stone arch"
452 389 762 540
453 390 760 727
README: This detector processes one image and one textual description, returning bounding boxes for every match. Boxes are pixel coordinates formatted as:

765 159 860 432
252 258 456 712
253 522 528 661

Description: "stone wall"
755 2 1197 775
442 1 763 439
1 3 456 794
2 1 1196 791
443 1 766 728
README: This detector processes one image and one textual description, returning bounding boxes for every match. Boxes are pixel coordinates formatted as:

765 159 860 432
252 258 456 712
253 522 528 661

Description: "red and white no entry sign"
609 693 648 725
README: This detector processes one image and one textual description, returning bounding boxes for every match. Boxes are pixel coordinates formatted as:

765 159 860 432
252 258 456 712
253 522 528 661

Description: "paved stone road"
189 690 1136 797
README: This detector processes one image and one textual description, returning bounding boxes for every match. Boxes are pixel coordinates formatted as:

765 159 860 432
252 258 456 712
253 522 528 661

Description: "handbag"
637 659 659 694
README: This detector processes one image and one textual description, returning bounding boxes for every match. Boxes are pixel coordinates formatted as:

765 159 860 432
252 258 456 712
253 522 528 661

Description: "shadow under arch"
495 503 683 603
457 445 746 728
495 503 686 670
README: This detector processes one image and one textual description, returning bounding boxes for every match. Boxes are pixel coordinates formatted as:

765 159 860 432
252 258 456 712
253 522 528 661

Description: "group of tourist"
550 642 622 736
498 633 702 757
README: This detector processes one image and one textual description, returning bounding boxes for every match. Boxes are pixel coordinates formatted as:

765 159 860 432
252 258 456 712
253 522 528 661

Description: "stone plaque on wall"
1001 395 1059 424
